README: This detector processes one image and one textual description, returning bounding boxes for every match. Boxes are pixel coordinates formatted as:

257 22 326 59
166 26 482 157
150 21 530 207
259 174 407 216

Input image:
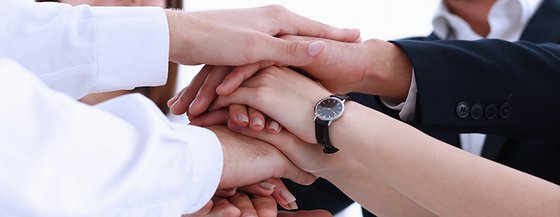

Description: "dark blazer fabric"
287 1 560 217
355 0 560 185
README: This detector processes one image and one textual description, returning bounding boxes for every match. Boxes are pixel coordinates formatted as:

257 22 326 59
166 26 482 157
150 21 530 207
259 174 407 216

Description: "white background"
179 1 440 216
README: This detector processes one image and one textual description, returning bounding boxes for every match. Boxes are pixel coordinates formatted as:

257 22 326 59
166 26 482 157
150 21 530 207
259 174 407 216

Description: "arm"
212 66 560 217
391 39 560 137
0 60 314 216
0 1 168 99
0 59 220 216
204 36 560 138
0 1 359 99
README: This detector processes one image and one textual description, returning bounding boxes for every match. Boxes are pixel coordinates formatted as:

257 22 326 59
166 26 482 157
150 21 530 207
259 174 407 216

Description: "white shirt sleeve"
0 59 222 216
379 70 418 121
0 0 169 99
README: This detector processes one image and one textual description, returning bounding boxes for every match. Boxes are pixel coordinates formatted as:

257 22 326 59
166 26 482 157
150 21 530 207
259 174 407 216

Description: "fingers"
274 160 316 186
282 10 361 43
167 87 184 108
228 104 249 127
189 66 231 117
215 188 237 198
278 210 333 217
210 87 255 112
211 197 242 217
189 109 229 127
252 195 279 217
237 180 276 197
217 63 270 95
264 179 298 210
266 118 282 134
265 38 327 66
237 179 297 211
228 121 325 176
229 193 258 217
183 200 213 217
248 107 265 131
264 5 360 43
170 65 212 115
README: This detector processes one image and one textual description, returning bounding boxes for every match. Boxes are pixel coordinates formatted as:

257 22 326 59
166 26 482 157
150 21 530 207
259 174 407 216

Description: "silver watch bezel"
314 96 346 123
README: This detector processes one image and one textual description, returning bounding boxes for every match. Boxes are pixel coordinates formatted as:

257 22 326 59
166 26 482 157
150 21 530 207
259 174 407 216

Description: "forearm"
330 102 560 217
323 157 437 217
355 39 412 100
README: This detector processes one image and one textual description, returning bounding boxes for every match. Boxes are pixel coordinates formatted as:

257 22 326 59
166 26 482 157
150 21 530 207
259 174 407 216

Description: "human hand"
165 5 360 66
182 193 276 217
210 66 330 144
227 121 350 178
215 38 413 100
167 66 282 133
218 178 299 210
168 37 410 117
184 193 332 217
207 125 316 189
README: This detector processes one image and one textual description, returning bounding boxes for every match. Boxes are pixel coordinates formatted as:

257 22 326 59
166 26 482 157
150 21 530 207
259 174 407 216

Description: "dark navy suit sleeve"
390 39 560 138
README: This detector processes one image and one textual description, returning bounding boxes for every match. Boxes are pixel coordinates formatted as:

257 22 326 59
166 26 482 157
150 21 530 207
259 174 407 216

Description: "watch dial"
316 98 344 121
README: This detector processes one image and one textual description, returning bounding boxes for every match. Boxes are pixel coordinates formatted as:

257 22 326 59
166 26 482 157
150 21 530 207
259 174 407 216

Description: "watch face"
315 97 344 121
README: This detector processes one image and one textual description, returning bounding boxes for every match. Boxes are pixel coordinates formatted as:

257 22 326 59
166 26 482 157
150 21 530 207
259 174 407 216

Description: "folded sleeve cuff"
92 6 169 92
172 124 223 214
379 69 418 121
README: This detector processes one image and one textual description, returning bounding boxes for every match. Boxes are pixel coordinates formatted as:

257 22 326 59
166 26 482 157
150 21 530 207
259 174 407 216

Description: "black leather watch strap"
315 119 339 153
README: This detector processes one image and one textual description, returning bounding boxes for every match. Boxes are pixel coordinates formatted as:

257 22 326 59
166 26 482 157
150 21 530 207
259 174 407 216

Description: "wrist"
165 9 190 64
359 39 412 100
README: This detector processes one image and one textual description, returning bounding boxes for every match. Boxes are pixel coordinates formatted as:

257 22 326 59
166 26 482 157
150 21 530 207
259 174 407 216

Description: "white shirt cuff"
92 6 169 92
379 70 418 121
174 125 223 214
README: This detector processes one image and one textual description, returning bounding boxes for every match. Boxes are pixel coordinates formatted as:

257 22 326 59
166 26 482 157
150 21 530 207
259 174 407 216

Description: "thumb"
228 120 325 175
266 39 326 66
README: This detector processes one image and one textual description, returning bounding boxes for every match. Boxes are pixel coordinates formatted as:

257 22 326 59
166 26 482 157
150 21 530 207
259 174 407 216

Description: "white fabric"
382 0 542 155
0 1 223 216
0 0 169 99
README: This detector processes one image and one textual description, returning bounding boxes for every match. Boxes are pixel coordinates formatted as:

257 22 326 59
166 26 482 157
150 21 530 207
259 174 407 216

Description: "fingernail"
237 114 249 123
241 213 257 217
307 41 325 57
252 117 263 127
268 121 280 132
288 201 299 210
259 182 276 190
216 83 226 94
188 98 199 111
280 189 296 204
167 95 178 107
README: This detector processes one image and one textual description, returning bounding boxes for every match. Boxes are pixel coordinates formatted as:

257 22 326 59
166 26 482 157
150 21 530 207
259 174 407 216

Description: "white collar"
432 0 543 40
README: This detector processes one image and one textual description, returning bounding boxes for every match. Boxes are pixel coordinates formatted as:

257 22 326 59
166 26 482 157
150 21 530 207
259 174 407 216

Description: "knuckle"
264 4 287 14
257 208 277 217
285 41 302 57
220 206 241 217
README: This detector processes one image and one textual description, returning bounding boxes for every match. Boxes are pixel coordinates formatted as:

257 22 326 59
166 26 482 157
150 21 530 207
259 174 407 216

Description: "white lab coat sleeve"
0 59 222 216
0 0 169 99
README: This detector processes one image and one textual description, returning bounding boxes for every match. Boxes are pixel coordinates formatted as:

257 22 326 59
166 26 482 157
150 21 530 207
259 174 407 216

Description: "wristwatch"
314 95 350 154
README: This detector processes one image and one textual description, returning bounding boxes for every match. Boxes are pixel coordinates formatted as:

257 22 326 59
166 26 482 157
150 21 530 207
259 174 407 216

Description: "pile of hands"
173 66 344 217
171 65 368 216
164 4 411 216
